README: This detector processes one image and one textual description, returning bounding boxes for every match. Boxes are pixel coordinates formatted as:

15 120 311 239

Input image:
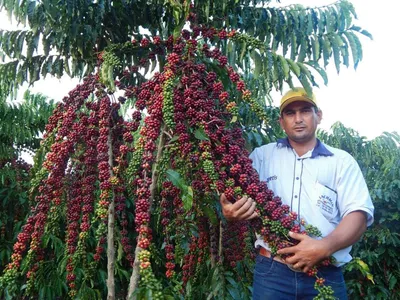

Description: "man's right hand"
219 193 259 221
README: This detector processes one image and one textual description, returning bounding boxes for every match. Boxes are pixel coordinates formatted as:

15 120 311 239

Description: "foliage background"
0 0 399 299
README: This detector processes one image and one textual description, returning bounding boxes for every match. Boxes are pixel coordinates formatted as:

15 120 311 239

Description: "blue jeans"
252 254 348 300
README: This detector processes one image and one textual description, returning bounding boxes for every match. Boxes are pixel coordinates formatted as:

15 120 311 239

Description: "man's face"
279 101 322 144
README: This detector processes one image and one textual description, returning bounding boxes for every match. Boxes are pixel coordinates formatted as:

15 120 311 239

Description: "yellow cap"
280 87 318 112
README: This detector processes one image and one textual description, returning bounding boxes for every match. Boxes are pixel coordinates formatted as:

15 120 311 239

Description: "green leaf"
317 8 326 34
182 186 193 212
289 32 297 60
311 36 320 61
265 51 273 80
16 31 27 59
355 258 371 274
202 205 218 225
298 38 308 62
194 128 210 141
277 55 289 79
169 135 179 143
339 35 349 68
360 29 373 40
287 58 300 77
185 280 192 297
330 34 341 74
367 273 375 284
27 2 36 20
321 35 332 68
239 41 247 63
145 288 153 299
225 276 237 286
253 131 264 146
166 169 185 190
117 240 124 262
305 62 328 86
227 40 236 67
297 70 313 97
389 274 397 290
227 284 240 299
150 58 157 73
252 50 262 79
344 31 361 68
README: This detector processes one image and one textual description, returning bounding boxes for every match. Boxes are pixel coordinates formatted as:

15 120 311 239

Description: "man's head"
279 87 318 113
279 87 322 145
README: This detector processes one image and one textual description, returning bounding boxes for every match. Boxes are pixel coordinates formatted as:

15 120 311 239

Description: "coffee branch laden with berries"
0 17 336 300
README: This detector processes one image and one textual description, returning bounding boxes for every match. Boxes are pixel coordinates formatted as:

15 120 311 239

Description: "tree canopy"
0 0 371 100
0 91 55 159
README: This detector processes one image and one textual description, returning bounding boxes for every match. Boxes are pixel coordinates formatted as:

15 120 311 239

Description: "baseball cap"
280 87 318 113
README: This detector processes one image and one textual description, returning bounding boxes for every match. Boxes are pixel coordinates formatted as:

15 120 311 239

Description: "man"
220 87 374 299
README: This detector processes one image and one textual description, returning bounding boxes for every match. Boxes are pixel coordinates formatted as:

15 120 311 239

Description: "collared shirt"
249 138 374 266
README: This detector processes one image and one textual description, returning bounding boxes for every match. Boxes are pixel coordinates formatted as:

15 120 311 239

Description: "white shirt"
249 138 374 266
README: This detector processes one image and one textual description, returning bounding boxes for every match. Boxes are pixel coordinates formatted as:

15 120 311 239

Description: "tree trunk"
218 221 223 262
107 131 115 300
127 126 167 299
210 223 217 268
127 243 141 300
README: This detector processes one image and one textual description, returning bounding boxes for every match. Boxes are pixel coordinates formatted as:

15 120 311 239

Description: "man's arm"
277 210 367 272
219 193 258 221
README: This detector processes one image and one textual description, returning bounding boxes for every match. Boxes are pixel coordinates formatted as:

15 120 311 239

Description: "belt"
259 247 285 263
259 247 302 272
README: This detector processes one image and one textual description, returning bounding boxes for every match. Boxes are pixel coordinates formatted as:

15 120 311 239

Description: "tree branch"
107 130 115 300
127 124 167 299
218 221 223 262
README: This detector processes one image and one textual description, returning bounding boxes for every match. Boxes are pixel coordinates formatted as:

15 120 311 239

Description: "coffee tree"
0 0 372 299
318 125 400 299
0 91 55 280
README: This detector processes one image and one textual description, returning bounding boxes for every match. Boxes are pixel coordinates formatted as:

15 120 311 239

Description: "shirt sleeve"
249 144 270 175
249 146 263 174
336 155 374 226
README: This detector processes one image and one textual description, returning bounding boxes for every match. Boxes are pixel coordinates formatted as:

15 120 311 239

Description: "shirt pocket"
314 181 338 222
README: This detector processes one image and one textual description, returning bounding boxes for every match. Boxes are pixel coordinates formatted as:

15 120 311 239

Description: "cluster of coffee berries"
0 22 334 300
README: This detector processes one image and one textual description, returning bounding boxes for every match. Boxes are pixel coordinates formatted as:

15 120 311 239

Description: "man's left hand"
277 232 331 273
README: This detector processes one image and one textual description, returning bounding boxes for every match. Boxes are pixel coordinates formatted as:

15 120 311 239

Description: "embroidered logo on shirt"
266 175 277 183
317 194 334 215
315 181 338 220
